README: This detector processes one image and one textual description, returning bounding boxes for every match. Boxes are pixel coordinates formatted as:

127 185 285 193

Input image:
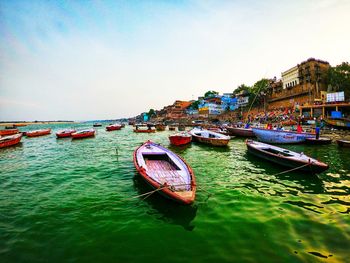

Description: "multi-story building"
165 100 193 119
268 58 330 109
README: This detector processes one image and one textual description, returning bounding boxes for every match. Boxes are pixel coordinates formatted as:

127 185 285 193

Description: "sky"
0 0 349 121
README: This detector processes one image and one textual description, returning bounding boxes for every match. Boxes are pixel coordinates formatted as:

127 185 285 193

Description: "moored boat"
252 128 314 144
305 137 332 145
93 123 102 127
71 129 95 139
0 129 19 136
337 140 350 147
0 134 22 148
155 123 166 131
26 129 51 137
134 125 156 133
56 129 76 138
189 128 230 146
106 123 122 131
133 141 196 204
169 132 192 146
246 140 329 174
325 118 350 130
226 127 255 137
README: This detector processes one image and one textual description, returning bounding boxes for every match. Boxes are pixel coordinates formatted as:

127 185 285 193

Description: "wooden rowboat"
189 128 230 146
133 141 196 205
169 132 192 146
133 126 156 133
26 129 51 137
305 137 332 145
155 124 166 131
71 129 95 139
246 140 329 174
106 124 122 131
0 129 19 136
226 127 255 137
56 129 76 138
252 128 314 144
337 140 350 147
0 134 22 148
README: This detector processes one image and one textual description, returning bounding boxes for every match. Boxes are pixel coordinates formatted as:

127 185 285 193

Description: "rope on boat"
270 162 312 176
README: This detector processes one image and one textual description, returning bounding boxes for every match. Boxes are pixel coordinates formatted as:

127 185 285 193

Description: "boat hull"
106 125 122 131
305 137 332 145
226 127 255 137
71 131 95 139
252 128 314 144
133 129 156 133
246 140 328 173
169 135 192 146
337 140 350 147
133 141 196 205
0 134 22 148
0 129 19 136
26 129 51 137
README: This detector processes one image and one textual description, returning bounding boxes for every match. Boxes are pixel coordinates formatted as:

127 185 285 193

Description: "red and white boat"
0 134 22 148
133 141 196 205
71 129 95 139
0 129 19 136
106 123 122 131
26 129 51 137
169 132 192 146
56 129 76 138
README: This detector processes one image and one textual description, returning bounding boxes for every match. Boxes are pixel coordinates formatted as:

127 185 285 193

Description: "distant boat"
246 140 329 174
226 127 255 137
178 125 186 131
0 134 22 148
133 141 196 205
155 124 166 131
305 137 332 145
169 125 176 131
93 123 102 127
189 128 230 146
169 132 192 146
56 129 76 138
252 128 314 144
106 124 122 131
71 129 95 139
134 125 156 133
26 129 51 137
337 140 350 148
0 129 19 136
325 118 350 130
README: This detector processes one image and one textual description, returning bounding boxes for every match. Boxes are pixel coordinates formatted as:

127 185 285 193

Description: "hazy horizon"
1 0 350 121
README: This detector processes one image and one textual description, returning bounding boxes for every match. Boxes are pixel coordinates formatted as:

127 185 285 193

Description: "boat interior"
142 153 190 191
262 148 294 157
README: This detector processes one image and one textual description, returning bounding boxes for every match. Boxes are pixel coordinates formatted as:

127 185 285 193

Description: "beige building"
282 65 299 89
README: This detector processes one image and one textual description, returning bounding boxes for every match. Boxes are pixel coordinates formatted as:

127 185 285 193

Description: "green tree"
204 90 219 98
328 62 350 97
233 84 251 96
148 109 156 118
190 100 200 110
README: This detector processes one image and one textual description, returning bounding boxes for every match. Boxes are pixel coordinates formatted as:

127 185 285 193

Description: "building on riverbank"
268 58 330 110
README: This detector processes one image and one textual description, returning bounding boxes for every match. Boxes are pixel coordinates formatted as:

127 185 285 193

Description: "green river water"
0 123 349 263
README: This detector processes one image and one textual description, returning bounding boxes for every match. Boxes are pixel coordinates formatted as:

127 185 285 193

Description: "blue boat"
252 128 314 144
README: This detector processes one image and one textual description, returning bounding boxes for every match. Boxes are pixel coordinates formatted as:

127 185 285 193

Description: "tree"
233 84 251 96
204 90 219 98
148 109 156 118
328 62 350 97
190 100 200 110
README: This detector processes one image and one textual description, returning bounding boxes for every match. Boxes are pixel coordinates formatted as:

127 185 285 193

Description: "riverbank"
0 121 77 127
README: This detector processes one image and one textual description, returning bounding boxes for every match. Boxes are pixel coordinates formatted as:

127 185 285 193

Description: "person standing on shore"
315 117 321 139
